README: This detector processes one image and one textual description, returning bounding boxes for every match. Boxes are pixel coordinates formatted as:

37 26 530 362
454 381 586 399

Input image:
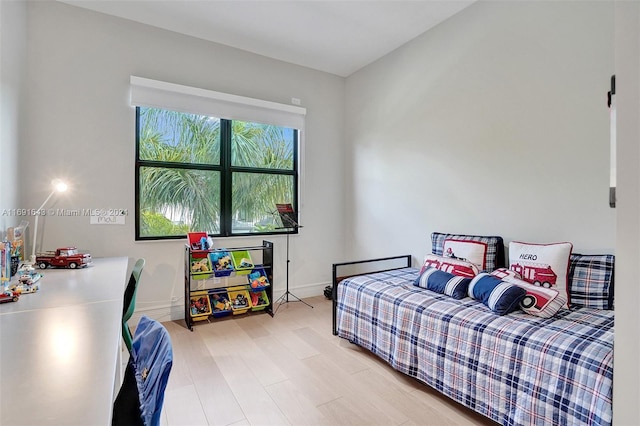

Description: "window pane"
139 166 220 237
231 121 294 170
231 172 294 233
138 107 220 165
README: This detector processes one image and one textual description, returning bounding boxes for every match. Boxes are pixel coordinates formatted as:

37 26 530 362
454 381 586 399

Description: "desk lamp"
30 180 68 265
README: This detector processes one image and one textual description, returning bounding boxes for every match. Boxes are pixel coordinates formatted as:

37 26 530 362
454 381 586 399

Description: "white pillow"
491 268 567 317
508 241 572 308
443 238 488 270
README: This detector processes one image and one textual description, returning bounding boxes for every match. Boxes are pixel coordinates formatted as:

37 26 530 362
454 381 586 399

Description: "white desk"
0 257 128 426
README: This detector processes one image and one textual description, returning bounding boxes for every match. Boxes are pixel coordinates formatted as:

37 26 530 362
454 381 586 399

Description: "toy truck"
36 247 92 270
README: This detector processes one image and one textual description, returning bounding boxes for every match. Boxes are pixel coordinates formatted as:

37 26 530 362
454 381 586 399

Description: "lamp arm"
31 190 56 262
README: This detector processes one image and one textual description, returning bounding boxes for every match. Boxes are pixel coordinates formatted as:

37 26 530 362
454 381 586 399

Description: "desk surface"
0 257 128 426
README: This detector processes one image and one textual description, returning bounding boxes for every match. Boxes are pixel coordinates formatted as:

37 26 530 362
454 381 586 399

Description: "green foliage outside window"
136 107 297 239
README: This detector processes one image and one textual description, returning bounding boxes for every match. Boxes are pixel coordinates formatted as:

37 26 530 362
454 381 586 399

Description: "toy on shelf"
7 221 27 264
1 241 11 285
36 247 91 269
11 264 42 294
0 288 19 304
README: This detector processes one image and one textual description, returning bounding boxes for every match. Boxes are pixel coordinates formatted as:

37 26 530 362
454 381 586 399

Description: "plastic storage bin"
227 285 252 315
230 251 254 275
189 291 212 321
190 256 213 280
209 250 234 277
247 267 270 291
209 288 232 318
250 290 270 311
188 232 210 253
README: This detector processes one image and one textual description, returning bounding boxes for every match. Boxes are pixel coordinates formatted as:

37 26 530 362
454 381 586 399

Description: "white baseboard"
130 280 330 325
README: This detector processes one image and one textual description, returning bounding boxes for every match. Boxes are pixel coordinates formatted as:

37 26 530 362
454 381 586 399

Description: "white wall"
613 2 640 424
345 1 640 424
0 0 26 235
344 1 615 261
21 1 345 320
11 0 640 423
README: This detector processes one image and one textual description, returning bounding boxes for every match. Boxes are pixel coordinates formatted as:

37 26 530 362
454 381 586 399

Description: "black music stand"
273 210 313 314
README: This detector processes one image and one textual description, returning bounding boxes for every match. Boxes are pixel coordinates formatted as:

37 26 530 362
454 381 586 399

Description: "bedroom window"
131 77 305 240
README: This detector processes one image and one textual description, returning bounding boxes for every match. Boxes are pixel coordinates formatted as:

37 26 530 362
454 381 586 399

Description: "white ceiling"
58 0 474 77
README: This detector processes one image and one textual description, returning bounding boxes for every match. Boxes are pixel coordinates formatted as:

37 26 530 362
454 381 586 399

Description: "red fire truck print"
510 262 557 288
520 286 554 310
491 268 520 281
424 258 476 278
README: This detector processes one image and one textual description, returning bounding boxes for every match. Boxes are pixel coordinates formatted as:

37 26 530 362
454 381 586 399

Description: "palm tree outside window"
135 107 298 240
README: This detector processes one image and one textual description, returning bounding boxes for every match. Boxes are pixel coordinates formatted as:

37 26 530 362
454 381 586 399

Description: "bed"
332 234 614 426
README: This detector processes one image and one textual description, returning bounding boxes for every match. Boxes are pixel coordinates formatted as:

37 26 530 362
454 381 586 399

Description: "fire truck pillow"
468 273 526 315
508 241 573 308
431 232 505 272
420 254 480 278
568 253 615 310
491 268 567 318
414 267 471 299
442 239 487 271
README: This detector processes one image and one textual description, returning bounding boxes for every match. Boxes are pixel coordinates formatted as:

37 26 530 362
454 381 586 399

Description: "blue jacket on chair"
112 315 173 426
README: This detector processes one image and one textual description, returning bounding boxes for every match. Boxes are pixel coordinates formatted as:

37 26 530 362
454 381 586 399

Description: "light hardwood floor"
159 295 498 426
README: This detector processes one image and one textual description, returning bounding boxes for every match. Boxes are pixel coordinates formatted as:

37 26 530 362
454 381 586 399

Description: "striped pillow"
491 268 566 318
468 273 526 315
414 267 471 299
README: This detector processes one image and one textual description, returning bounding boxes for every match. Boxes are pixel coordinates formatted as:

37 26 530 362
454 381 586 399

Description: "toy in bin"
210 291 232 317
250 290 269 311
227 286 251 315
189 291 212 320
209 250 234 277
190 257 213 280
233 293 248 309
248 268 270 290
188 232 213 251
230 251 254 275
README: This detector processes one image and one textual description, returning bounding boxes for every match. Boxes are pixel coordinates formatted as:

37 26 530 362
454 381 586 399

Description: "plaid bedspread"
336 268 613 426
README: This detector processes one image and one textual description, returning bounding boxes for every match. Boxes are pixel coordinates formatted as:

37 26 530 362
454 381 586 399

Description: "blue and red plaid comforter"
336 268 613 426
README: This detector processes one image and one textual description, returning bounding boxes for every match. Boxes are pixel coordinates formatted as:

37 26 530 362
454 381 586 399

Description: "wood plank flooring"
159 296 498 426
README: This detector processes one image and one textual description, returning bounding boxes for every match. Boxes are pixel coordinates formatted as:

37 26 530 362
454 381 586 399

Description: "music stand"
273 208 313 314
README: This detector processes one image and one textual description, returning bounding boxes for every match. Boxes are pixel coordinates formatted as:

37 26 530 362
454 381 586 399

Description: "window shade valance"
130 76 306 130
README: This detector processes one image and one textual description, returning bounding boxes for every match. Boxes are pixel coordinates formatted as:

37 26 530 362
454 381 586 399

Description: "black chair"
112 315 173 426
123 258 145 353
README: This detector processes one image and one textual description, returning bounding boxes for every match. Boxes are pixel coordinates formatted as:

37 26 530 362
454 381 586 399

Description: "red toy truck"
36 247 92 269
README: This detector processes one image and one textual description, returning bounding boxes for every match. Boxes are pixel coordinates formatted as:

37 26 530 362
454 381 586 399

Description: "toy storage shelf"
184 240 274 331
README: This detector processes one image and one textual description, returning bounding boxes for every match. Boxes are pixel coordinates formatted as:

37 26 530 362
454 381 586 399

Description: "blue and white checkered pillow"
414 267 471 299
431 232 505 272
568 254 615 309
468 273 526 315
